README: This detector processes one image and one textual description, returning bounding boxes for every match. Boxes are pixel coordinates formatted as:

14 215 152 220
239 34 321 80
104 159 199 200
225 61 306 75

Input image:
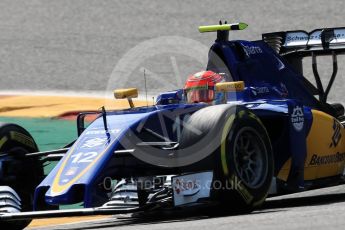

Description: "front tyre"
217 108 273 211
0 123 43 230
179 105 273 213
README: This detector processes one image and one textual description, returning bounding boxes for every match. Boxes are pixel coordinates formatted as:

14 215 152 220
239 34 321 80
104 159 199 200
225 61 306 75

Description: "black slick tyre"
179 105 273 213
0 123 43 230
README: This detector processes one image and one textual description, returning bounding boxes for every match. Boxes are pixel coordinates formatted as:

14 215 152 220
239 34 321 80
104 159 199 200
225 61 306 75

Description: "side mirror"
215 81 244 92
215 81 245 103
114 88 138 108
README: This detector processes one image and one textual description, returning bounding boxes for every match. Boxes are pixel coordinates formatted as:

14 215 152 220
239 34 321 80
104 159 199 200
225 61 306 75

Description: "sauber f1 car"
2 22 345 229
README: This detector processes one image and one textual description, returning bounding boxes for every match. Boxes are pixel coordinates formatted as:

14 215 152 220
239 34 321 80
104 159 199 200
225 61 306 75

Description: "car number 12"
71 152 98 163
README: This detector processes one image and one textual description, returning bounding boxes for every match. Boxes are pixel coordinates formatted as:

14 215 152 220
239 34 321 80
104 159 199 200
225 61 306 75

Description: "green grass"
0 117 77 151
0 117 84 209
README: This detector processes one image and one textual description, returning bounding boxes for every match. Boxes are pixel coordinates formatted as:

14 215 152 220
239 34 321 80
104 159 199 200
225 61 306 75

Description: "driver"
184 70 225 104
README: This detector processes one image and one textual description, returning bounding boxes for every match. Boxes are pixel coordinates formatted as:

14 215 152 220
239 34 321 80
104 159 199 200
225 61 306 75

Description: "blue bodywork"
35 38 325 209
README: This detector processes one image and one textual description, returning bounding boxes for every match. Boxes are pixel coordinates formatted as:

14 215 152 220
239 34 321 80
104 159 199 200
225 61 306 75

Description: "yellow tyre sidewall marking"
220 111 254 204
221 114 235 177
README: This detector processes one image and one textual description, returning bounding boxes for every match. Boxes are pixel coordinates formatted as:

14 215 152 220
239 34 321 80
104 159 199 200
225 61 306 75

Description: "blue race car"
1 22 345 229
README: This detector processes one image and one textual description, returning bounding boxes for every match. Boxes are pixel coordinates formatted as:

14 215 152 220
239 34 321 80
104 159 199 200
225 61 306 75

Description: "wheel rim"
232 127 268 189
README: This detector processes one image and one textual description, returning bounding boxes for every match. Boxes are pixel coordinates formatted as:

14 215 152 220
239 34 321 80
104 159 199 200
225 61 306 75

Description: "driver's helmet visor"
185 87 215 103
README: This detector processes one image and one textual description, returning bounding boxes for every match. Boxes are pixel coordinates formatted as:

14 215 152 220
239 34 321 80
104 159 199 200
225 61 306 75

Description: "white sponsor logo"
174 178 201 196
257 87 269 94
286 29 345 47
333 29 345 43
65 167 79 176
284 32 309 47
308 31 322 46
251 87 269 97
308 30 345 45
172 171 213 206
81 137 108 148
242 45 263 56
85 129 120 135
291 106 304 131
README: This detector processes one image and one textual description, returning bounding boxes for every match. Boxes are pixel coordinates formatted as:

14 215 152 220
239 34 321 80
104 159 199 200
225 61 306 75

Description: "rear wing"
263 27 345 104
262 27 345 56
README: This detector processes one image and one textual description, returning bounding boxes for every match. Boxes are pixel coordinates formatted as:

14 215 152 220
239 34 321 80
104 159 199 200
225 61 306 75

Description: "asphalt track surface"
29 184 345 230
1 1 345 229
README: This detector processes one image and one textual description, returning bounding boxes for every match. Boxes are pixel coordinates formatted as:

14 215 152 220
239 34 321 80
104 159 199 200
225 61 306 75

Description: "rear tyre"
179 105 273 213
0 123 43 230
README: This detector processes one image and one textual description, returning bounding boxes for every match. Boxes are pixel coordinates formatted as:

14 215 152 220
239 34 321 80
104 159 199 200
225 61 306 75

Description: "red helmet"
184 71 224 103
